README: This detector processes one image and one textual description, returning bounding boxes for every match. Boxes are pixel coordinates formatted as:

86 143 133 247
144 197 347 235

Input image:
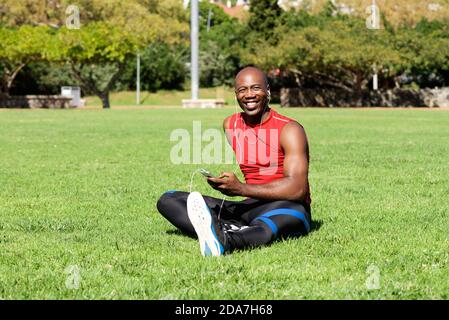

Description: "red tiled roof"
214 3 249 20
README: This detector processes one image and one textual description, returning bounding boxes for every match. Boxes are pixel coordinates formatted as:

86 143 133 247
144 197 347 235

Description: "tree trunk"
70 60 127 110
100 91 110 109
354 72 364 107
0 63 26 97
0 75 8 98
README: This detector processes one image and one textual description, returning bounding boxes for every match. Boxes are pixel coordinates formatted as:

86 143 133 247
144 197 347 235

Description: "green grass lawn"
85 87 238 107
0 107 448 299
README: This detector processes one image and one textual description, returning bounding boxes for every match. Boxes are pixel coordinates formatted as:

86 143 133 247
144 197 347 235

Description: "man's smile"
243 100 260 111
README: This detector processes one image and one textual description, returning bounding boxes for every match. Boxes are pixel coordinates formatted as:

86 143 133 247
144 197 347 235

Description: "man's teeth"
246 102 258 107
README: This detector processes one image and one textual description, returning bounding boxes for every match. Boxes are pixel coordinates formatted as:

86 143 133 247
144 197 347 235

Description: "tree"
116 43 188 92
49 0 187 108
394 23 449 88
265 0 449 28
0 0 65 27
0 0 188 106
0 0 189 27
0 25 55 97
247 0 283 43
198 2 244 87
55 19 180 108
242 17 404 105
1 1 190 102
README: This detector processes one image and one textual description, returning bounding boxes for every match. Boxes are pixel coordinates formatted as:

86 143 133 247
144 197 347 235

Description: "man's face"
235 69 270 118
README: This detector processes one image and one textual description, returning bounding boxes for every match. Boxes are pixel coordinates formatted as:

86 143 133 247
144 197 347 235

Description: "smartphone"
199 168 216 178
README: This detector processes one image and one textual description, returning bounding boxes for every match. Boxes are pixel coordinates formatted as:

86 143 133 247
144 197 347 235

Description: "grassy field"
85 87 238 107
0 107 448 299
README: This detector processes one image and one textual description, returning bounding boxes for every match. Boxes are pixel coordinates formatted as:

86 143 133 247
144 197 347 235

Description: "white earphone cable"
189 90 272 222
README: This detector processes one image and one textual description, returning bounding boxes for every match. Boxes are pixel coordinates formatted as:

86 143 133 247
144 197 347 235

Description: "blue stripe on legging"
164 190 177 194
255 217 279 236
255 208 310 233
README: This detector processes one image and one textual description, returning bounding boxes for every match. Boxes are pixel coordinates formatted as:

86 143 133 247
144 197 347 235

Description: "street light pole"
373 64 378 91
136 52 141 105
181 0 221 108
191 0 199 100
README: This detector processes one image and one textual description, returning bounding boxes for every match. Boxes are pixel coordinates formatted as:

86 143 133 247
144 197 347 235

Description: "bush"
115 43 188 92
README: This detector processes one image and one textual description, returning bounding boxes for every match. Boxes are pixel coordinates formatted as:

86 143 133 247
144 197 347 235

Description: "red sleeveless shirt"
228 109 311 207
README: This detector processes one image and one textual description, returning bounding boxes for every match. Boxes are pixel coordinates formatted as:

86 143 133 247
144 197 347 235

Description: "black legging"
157 190 311 251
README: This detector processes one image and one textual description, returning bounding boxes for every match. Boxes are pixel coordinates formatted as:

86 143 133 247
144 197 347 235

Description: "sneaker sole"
187 192 224 257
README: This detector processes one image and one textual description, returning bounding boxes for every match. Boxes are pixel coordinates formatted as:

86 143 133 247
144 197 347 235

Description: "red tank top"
229 109 311 207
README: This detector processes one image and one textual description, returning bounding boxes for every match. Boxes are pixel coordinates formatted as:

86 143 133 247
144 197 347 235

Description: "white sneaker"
187 192 226 257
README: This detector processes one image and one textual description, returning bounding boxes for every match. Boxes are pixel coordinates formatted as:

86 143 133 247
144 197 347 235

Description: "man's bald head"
235 67 269 90
234 66 271 121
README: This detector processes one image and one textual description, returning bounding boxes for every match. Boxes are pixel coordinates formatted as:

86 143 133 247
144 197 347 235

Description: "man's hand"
207 172 245 197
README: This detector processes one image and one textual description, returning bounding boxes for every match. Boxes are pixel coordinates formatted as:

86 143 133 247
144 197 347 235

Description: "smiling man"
157 67 312 256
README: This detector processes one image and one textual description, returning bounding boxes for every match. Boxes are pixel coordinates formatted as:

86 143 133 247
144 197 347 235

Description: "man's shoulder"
223 113 240 130
271 109 304 131
278 115 308 147
271 109 293 121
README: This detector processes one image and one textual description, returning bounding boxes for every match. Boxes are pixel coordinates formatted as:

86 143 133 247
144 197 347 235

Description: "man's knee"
156 190 178 216
228 222 274 250
251 210 310 242
250 218 278 245
260 200 311 226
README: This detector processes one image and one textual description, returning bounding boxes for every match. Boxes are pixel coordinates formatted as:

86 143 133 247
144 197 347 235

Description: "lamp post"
136 52 141 104
373 65 378 91
181 0 224 109
191 0 199 100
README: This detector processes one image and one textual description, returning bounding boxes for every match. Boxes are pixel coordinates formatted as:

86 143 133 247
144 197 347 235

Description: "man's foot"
187 192 227 257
